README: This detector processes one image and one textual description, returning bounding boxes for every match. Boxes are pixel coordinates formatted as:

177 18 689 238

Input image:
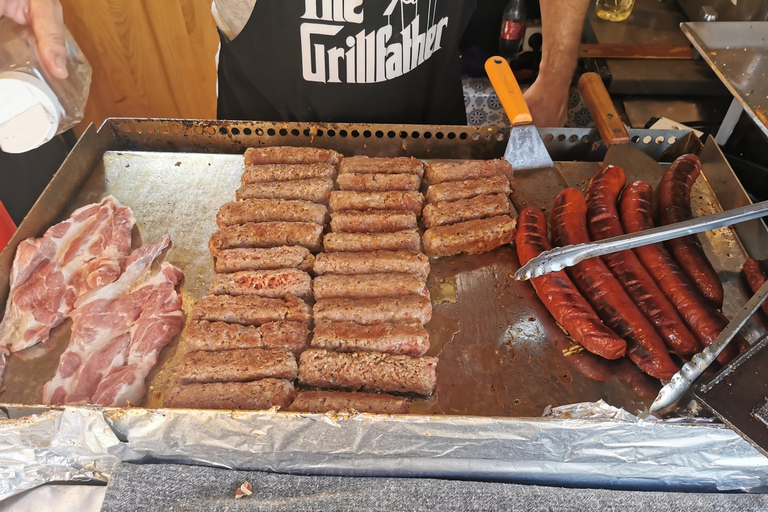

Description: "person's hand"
523 76 569 127
0 0 68 79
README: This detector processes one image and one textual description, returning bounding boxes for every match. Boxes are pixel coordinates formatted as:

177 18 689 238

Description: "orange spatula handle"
485 56 533 126
578 72 630 146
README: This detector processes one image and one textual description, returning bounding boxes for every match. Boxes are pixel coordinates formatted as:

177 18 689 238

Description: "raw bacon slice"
43 236 184 406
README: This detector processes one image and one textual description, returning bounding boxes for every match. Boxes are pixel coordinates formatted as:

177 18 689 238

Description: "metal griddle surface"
1 138 764 416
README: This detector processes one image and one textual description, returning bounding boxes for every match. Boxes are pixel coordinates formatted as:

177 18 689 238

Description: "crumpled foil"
2 401 768 501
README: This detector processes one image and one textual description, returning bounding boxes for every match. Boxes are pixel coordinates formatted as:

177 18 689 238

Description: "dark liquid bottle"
499 0 527 62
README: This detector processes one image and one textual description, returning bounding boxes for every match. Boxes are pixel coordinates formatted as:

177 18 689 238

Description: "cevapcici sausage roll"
214 246 315 273
288 390 409 414
422 215 515 258
425 176 511 204
236 178 334 204
339 156 424 177
209 222 323 254
241 163 337 185
337 173 422 192
185 320 309 355
164 379 296 410
217 199 328 228
244 146 342 167
314 296 432 325
191 295 312 326
313 251 429 279
323 229 421 253
298 349 438 395
313 273 429 300
329 190 424 214
209 269 312 299
312 321 429 357
330 210 417 233
422 193 511 229
177 348 297 384
425 159 512 185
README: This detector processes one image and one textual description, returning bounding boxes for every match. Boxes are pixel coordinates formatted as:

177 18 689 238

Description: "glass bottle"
596 0 636 22
499 0 527 63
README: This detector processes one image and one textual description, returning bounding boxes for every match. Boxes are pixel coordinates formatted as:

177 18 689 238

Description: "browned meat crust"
209 222 323 254
177 348 297 383
339 156 425 177
298 349 438 395
422 215 516 258
185 320 309 354
313 274 429 300
236 178 334 204
214 247 315 273
312 321 429 357
244 147 342 167
164 379 296 410
313 251 429 279
217 199 327 228
329 190 424 214
288 390 409 414
241 163 337 184
323 230 421 253
425 159 513 185
425 176 511 204
422 193 511 229
337 173 421 192
313 296 432 325
191 295 312 325
330 210 417 233
209 269 312 299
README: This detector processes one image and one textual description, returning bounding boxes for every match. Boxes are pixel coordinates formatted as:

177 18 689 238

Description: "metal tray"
1 119 766 416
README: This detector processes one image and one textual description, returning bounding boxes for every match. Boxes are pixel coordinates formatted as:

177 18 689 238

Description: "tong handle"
578 72 630 146
485 56 533 126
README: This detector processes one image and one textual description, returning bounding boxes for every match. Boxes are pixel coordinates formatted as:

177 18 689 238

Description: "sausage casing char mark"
323 229 421 253
422 193 511 229
313 250 430 279
337 173 422 192
213 246 315 273
330 210 417 233
425 176 511 204
236 177 334 204
622 181 740 363
658 154 724 308
743 258 768 316
339 156 425 177
586 165 700 356
244 146 342 167
516 207 627 360
288 390 409 414
241 163 337 185
164 379 296 410
216 199 328 228
209 269 312 299
209 222 323 254
313 273 429 300
425 159 513 185
551 188 679 378
329 190 425 214
312 321 429 357
422 215 515 258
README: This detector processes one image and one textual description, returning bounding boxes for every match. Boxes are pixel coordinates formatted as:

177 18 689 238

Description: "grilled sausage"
586 165 700 356
298 349 438 395
425 176 511 204
214 246 315 273
425 159 513 185
217 199 327 228
164 379 296 410
516 207 626 360
288 390 409 414
209 269 312 299
330 210 417 233
236 178 334 204
422 193 511 229
313 273 429 300
422 215 515 258
191 295 312 326
323 229 421 253
339 156 425 177
743 258 768 316
241 163 337 185
551 188 679 378
622 181 740 363
209 222 323 254
185 320 309 355
329 190 424 214
311 321 429 357
177 348 298 384
658 154 724 307
244 146 342 167
337 173 421 192
313 251 429 279
314 296 432 325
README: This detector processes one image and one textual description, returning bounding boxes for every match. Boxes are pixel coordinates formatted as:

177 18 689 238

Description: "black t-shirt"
217 0 477 124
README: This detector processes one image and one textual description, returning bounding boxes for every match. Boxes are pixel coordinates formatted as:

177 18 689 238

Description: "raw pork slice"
43 235 184 406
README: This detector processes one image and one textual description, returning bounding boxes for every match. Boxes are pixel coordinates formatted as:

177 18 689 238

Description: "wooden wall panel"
61 0 219 135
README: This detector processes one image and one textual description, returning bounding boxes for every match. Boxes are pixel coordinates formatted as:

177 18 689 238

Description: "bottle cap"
0 71 62 154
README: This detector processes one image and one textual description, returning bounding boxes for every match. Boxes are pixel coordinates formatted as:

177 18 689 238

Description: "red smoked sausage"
743 258 768 316
586 165 700 356
620 181 737 365
516 207 626 360
551 188 678 379
658 154 724 308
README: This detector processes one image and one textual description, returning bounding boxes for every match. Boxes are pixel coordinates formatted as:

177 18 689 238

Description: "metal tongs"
515 199 768 281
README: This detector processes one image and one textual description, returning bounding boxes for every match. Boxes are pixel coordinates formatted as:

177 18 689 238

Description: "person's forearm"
538 0 590 89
